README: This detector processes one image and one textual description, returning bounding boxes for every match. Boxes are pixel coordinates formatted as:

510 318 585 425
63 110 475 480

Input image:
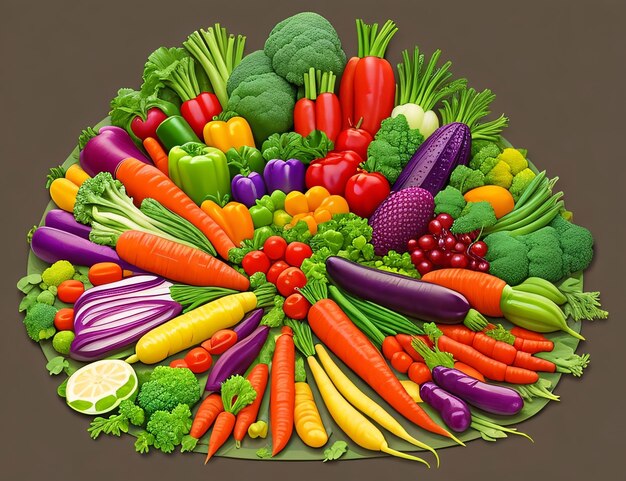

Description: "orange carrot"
513 351 557 372
514 337 554 354
438 325 517 364
421 269 507 317
436 325 476 345
205 375 257 462
115 157 235 259
300 283 453 439
511 326 550 341
270 326 295 456
181 394 224 452
233 363 269 447
116 230 249 290
453 362 485 382
407 361 432 384
143 137 169 175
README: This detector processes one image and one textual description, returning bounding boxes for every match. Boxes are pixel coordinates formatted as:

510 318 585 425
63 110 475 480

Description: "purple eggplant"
263 158 306 194
79 125 151 177
432 366 524 416
420 382 471 432
205 325 269 392
231 172 267 207
326 256 471 324
232 309 264 340
30 226 137 271
44 210 91 239
392 122 471 196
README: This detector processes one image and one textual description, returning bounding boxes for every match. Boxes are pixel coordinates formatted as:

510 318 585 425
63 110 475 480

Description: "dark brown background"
1 0 624 479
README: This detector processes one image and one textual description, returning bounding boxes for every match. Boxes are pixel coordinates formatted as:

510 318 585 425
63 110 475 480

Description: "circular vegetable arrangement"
19 12 608 464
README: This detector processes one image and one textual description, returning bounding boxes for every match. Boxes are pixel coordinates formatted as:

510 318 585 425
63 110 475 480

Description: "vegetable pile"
19 11 606 465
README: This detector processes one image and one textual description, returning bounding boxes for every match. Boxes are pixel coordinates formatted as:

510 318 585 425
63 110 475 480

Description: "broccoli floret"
280 220 313 244
118 399 145 427
449 165 485 194
550 215 594 273
484 232 530 285
264 12 346 86
509 168 536 201
451 201 497 234
469 142 501 170
249 272 267 290
41 260 75 287
484 160 513 189
227 71 296 143
476 156 499 176
136 366 201 417
227 50 275 95
145 404 192 454
310 229 344 254
363 115 424 184
470 139 497 158
36 290 56 306
520 227 565 282
261 295 286 327
52 331 75 355
23 303 57 341
434 186 467 218
498 148 528 175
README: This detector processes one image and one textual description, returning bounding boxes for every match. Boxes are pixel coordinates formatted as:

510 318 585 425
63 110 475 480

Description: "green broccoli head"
136 366 201 417
434 186 467 218
227 72 296 143
550 215 594 274
469 142 501 170
509 168 536 201
264 12 347 86
41 260 75 287
73 172 134 225
470 139 499 158
449 165 485 194
520 227 565 283
484 160 513 189
145 404 192 454
118 399 145 427
227 50 275 96
23 302 57 341
451 201 497 234
362 115 424 184
498 148 528 175
484 232 530 285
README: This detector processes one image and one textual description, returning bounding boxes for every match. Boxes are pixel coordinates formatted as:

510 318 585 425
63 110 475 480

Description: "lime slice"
66 360 138 415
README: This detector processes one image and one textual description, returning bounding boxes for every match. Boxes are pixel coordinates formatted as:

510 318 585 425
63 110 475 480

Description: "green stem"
470 414 534 442
513 379 560 402
356 19 397 58
285 319 316 357
329 286 386 347
508 202 563 236
463 309 488 331
514 171 546 209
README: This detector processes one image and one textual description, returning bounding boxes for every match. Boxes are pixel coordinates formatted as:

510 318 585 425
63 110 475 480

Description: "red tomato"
408 362 432 384
390 351 413 374
282 293 311 320
266 261 290 284
344 171 391 218
57 280 85 304
242 250 271 276
284 242 313 267
262 236 288 261
276 267 307 297
54 308 74 331
201 329 238 355
184 347 213 373
169 359 188 369
88 262 123 286
381 336 403 360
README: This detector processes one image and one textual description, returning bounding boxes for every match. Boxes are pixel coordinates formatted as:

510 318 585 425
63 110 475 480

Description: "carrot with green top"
233 363 269 447
181 394 223 452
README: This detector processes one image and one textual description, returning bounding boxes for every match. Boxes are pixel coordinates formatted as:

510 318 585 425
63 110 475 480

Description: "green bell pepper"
249 204 274 229
156 115 200 151
168 142 231 205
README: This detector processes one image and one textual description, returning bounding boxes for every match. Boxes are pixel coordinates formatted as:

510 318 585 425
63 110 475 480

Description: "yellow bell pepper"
46 163 91 212
203 116 255 152
284 187 350 235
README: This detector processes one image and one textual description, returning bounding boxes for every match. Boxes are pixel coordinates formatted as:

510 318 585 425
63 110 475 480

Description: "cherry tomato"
276 267 307 296
408 362 432 384
57 280 85 304
201 329 238 355
284 242 313 268
390 351 413 374
54 308 74 331
282 293 311 320
381 336 403 361
183 347 213 373
262 236 288 261
169 359 188 369
266 261 290 284
242 250 271 276
88 262 123 286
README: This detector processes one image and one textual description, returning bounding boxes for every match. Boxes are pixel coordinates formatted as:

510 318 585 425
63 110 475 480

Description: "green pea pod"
512 278 567 305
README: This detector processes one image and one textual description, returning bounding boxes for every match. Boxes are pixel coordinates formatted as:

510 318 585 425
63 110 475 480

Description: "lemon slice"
66 360 138 415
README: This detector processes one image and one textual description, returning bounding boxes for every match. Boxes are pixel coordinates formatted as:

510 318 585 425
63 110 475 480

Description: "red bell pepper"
181 92 223 138
338 19 398 136
344 171 391 218
305 150 363 196
294 68 342 142
334 119 373 160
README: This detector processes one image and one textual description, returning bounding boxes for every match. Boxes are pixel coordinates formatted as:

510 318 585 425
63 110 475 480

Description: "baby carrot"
181 394 223 452
233 363 269 447
270 326 295 456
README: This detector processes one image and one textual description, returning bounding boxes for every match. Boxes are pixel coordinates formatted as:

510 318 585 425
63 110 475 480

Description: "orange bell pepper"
201 199 254 246
284 186 350 234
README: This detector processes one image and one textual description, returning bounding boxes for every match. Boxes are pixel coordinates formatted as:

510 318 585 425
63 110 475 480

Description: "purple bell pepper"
263 158 306 194
78 126 152 177
231 172 267 208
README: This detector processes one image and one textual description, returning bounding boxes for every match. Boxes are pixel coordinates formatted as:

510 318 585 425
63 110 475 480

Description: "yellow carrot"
127 292 257 365
49 178 79 212
315 344 439 466
399 380 423 403
307 352 430 466
65 163 91 186
294 382 328 448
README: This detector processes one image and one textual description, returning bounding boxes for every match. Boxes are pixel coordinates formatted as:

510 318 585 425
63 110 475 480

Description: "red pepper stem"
303 67 318 101
356 19 398 58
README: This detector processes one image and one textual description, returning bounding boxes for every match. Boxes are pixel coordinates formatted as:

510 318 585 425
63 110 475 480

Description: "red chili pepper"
130 107 169 141
305 150 363 196
344 171 390 218
334 121 373 160
294 69 341 142
339 20 398 136
180 92 223 138
201 329 238 355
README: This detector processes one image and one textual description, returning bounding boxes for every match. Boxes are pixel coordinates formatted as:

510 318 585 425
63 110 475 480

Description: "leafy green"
261 296 286 327
323 440 348 462
17 274 43 293
249 272 267 290
146 404 193 453
221 375 257 415
261 130 332 164
46 356 69 376
88 415 129 439
256 447 273 459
